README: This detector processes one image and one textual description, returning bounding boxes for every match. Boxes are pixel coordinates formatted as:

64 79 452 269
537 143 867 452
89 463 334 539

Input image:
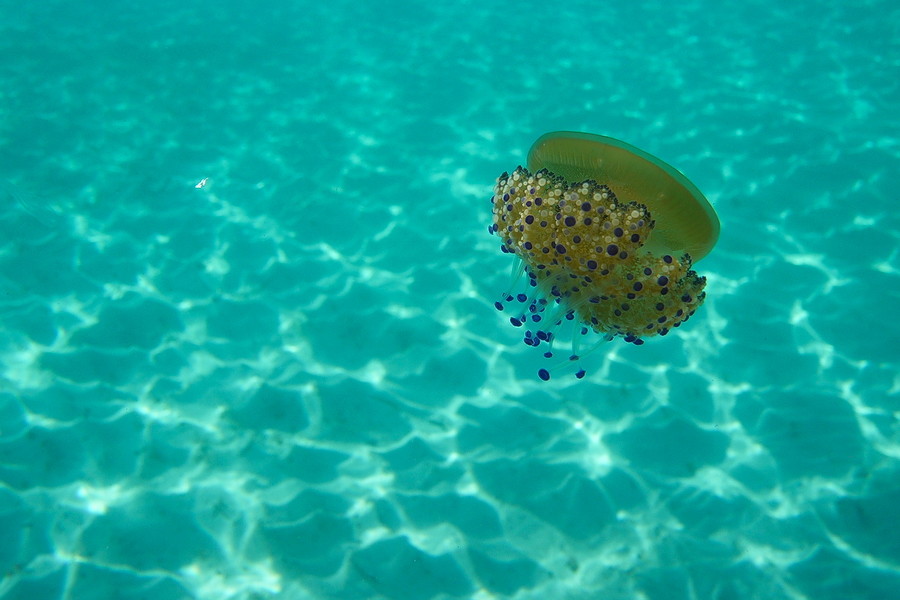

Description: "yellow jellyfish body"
490 131 720 380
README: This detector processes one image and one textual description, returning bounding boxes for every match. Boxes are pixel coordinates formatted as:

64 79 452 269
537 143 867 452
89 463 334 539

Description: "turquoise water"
1 0 898 598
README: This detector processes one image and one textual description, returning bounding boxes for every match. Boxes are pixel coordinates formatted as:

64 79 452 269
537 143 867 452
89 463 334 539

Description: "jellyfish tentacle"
493 166 706 345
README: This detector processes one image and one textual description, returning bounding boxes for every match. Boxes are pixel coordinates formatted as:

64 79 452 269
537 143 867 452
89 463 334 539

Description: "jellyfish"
489 131 720 380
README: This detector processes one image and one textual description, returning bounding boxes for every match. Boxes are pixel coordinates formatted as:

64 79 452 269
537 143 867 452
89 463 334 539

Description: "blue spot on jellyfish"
490 132 721 380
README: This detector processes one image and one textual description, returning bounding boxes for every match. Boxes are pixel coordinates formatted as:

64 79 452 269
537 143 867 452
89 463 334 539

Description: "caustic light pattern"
489 132 721 380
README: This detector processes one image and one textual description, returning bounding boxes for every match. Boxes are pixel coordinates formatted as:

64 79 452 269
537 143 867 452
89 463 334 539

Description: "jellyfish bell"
527 132 719 262
490 131 720 381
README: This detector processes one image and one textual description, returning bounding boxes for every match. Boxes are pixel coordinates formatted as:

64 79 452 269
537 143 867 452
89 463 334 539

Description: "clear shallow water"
0 1 898 598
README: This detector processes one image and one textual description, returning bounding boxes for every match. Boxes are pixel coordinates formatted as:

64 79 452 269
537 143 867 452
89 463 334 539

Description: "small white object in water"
195 177 209 189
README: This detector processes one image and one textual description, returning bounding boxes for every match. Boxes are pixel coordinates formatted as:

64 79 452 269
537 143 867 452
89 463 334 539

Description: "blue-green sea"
1 1 898 598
